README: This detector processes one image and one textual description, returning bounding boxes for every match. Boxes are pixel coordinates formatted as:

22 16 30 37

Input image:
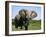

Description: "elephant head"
19 9 37 20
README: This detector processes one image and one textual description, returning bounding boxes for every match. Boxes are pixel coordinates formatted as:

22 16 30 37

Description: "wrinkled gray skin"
14 9 37 30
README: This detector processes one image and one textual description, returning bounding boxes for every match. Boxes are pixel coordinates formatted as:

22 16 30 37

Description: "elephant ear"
19 9 27 16
31 11 37 18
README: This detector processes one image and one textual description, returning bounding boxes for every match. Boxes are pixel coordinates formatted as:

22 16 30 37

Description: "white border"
9 3 44 34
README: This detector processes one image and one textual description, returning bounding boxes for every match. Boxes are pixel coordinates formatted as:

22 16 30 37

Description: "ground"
12 20 41 31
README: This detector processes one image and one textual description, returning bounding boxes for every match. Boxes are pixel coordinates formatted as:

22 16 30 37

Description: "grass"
12 20 41 31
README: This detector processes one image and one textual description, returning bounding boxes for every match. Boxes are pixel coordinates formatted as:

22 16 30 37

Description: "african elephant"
14 9 37 30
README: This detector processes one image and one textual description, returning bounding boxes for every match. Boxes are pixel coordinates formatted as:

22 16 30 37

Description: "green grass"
12 20 41 31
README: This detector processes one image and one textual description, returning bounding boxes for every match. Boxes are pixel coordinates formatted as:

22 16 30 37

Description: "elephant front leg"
25 25 28 30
